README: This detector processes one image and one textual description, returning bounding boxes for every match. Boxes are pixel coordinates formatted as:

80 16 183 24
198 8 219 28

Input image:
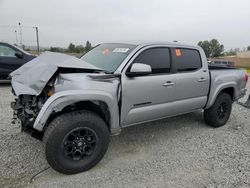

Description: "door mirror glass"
15 51 23 59
126 63 152 77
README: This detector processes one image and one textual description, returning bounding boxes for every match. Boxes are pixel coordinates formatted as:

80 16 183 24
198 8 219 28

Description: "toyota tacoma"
10 42 248 174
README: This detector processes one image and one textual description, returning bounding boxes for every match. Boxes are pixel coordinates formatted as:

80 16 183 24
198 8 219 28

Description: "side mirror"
126 63 152 77
15 51 23 59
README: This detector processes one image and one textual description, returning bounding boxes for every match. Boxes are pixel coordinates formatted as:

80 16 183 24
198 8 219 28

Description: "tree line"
198 39 250 58
49 41 92 54
48 39 250 58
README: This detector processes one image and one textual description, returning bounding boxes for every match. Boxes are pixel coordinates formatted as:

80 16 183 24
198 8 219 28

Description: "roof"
102 41 200 50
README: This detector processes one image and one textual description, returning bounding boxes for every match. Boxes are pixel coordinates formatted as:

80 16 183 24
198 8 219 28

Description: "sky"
0 0 250 50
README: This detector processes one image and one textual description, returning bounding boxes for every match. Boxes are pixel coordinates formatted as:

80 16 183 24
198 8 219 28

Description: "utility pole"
18 22 23 48
34 27 40 54
14 30 18 45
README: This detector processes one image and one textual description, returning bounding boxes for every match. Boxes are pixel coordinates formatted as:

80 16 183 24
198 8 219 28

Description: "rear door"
170 48 209 113
121 46 176 126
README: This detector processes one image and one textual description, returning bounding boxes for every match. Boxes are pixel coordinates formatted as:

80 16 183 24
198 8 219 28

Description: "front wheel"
204 92 232 128
43 110 110 174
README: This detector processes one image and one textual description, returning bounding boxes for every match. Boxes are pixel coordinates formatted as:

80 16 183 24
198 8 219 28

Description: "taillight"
245 73 248 83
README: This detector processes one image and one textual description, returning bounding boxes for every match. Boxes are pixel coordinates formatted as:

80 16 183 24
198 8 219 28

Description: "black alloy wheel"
63 127 97 160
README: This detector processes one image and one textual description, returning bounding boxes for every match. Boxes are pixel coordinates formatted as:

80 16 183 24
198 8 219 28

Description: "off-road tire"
204 92 232 128
43 110 110 174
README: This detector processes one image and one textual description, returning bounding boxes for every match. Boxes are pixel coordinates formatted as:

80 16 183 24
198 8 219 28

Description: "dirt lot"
0 82 249 188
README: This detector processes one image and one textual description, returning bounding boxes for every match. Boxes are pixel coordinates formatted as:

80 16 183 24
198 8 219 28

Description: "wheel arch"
205 84 236 109
47 100 111 130
220 87 235 100
33 90 121 135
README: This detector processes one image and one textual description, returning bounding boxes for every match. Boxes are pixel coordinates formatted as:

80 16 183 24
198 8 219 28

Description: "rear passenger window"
173 48 202 72
132 48 171 74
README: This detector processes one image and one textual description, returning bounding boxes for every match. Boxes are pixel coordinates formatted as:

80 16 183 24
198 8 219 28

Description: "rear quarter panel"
206 69 246 109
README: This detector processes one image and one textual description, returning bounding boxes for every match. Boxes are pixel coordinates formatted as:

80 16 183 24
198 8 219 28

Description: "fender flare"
33 90 121 135
205 82 236 109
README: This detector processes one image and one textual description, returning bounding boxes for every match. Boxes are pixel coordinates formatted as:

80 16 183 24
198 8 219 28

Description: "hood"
10 51 103 96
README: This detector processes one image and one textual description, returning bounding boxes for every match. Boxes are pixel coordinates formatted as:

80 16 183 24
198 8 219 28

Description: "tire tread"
43 110 109 174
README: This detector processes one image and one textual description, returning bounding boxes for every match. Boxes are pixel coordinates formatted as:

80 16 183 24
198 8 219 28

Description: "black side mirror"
15 51 23 59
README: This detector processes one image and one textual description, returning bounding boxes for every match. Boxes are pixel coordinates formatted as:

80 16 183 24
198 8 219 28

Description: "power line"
0 23 40 54
14 30 18 44
18 22 23 48
0 25 18 28
0 25 34 29
34 27 40 54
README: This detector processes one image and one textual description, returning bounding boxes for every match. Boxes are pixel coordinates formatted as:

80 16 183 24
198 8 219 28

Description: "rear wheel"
43 110 110 174
204 92 232 127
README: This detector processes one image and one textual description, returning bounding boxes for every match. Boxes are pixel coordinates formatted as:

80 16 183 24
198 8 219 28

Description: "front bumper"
10 100 43 140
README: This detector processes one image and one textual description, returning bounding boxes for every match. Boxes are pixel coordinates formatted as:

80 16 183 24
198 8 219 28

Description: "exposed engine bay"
11 84 53 138
10 52 107 139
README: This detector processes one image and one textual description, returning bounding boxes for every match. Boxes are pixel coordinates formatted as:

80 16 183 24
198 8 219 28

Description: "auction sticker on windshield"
113 48 129 53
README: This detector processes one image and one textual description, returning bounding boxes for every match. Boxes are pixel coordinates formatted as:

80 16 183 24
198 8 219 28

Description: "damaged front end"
11 85 53 139
10 52 103 139
11 95 43 138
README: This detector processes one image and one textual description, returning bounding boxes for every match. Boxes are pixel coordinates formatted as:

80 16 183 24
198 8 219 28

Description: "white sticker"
113 48 129 53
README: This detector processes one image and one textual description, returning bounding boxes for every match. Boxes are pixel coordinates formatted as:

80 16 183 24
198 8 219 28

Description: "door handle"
198 77 207 82
163 81 175 87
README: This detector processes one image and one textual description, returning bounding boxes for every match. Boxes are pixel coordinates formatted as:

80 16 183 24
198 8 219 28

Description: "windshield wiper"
102 70 113 74
88 73 120 79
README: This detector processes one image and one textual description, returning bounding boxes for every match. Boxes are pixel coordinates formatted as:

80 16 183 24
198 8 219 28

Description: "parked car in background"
0 42 35 82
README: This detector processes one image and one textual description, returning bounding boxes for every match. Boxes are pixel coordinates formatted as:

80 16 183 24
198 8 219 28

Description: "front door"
121 47 176 126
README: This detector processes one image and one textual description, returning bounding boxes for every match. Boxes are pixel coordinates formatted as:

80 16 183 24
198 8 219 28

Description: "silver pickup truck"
10 42 248 174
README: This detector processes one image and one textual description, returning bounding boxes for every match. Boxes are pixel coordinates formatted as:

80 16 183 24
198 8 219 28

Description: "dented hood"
10 51 102 96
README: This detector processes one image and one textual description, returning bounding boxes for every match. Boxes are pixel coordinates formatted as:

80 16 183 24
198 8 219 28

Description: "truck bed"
206 66 247 109
208 65 236 70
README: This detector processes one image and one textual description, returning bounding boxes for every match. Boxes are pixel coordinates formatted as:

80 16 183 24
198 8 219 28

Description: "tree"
247 46 250 51
75 45 85 53
210 39 224 57
85 41 92 52
68 43 76 53
198 39 224 58
198 40 211 57
224 49 237 56
49 47 65 52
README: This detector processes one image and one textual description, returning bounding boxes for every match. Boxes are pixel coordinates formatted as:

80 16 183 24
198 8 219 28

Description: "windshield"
80 43 136 72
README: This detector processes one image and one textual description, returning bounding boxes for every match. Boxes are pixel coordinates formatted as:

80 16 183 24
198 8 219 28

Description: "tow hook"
238 94 250 109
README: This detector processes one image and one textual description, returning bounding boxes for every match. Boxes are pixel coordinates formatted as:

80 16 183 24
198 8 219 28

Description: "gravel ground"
0 82 249 188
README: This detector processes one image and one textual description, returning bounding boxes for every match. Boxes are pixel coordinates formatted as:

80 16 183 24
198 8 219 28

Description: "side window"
0 44 16 57
132 48 171 74
173 48 202 72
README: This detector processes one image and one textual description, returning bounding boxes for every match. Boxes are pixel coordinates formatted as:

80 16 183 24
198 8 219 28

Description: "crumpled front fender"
33 90 120 135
